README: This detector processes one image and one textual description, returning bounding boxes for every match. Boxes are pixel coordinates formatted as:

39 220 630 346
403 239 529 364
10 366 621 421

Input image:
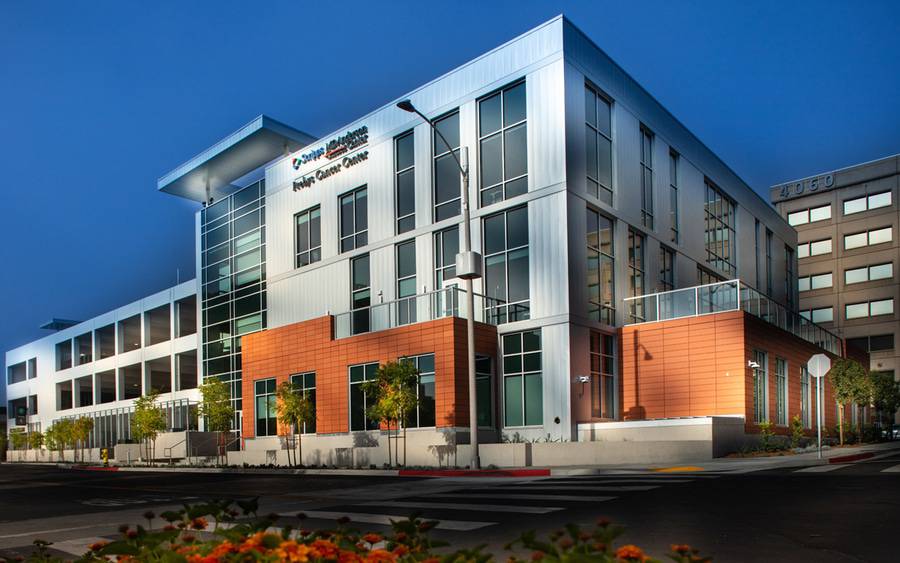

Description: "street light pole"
397 99 482 469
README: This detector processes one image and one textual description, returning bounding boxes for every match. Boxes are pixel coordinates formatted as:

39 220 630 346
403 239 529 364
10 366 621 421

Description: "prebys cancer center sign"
291 125 370 192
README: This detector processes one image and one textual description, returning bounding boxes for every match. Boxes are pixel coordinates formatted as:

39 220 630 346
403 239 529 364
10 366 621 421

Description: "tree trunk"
395 412 400 468
297 432 303 468
403 422 408 467
386 422 392 468
838 405 844 446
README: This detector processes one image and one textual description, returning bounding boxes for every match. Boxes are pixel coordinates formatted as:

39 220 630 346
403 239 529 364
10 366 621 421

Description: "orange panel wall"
620 310 848 434
241 316 497 439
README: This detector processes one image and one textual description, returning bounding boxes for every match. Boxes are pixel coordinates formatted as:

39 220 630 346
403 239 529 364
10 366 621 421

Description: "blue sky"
1 0 898 370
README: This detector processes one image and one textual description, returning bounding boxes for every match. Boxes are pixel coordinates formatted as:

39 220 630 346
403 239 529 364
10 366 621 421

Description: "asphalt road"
1 453 899 562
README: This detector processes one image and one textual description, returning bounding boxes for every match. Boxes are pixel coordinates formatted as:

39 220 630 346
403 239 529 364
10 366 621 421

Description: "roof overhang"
157 115 316 203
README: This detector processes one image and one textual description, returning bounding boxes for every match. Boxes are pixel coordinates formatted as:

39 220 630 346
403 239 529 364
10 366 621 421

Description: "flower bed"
21 499 711 562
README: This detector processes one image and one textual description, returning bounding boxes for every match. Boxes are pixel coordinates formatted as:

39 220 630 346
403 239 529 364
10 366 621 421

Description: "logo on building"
293 150 369 191
775 173 835 201
292 126 369 170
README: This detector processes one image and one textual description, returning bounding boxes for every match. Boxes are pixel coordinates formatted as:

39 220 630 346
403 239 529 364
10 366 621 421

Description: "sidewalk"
15 440 900 477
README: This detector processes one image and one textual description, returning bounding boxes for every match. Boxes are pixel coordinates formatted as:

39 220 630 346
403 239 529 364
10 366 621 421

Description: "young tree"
45 419 74 462
828 358 870 446
9 430 27 451
362 360 420 467
275 381 316 467
198 378 235 466
131 391 167 464
74 417 95 463
28 430 44 451
870 371 900 439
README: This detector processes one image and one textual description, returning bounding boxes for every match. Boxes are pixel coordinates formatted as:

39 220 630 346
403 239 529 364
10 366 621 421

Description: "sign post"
807 354 831 460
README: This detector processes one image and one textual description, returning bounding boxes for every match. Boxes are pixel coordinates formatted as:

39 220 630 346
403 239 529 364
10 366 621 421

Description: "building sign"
774 173 835 202
293 150 369 191
292 126 368 170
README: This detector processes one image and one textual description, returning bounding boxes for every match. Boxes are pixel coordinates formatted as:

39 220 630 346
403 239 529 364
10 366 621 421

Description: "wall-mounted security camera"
575 375 591 384
748 360 760 369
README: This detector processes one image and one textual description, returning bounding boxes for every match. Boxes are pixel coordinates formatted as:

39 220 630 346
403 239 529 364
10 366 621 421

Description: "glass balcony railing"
623 280 841 354
333 286 506 339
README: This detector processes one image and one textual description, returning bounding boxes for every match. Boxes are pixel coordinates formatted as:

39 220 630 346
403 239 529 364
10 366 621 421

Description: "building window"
697 266 724 286
787 204 832 226
846 334 894 353
27 357 37 380
843 191 892 215
775 358 788 426
658 246 675 291
476 356 494 428
846 299 894 320
584 84 613 204
590 332 615 419
118 315 141 353
7 362 26 385
587 209 615 325
800 307 834 324
765 229 773 296
394 130 416 234
845 263 893 284
350 254 371 335
785 246 795 310
797 239 832 258
95 324 115 359
75 332 93 365
669 151 679 243
479 80 527 206
800 366 811 428
704 180 736 275
639 126 654 229
28 394 38 416
434 226 458 288
295 206 322 267
433 110 461 221
289 372 316 434
97 370 116 404
483 206 530 322
627 229 645 322
349 362 379 431
145 305 170 347
754 220 762 290
339 186 368 253
175 296 197 338
752 350 768 423
396 240 417 325
401 354 436 428
55 340 72 371
254 378 277 437
503 330 542 427
57 380 73 411
844 227 892 250
798 272 833 292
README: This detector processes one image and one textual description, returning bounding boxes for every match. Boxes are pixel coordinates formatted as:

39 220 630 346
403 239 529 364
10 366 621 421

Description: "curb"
828 452 875 464
71 465 119 471
398 468 550 477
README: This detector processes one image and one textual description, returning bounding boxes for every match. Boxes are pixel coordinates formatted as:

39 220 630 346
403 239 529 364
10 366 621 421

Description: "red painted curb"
398 468 550 477
72 465 119 471
828 452 874 464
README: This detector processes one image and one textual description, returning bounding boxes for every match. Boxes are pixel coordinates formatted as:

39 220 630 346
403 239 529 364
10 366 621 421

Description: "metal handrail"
622 279 841 354
333 286 506 339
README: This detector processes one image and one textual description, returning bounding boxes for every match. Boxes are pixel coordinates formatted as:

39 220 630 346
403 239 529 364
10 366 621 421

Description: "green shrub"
790 415 804 448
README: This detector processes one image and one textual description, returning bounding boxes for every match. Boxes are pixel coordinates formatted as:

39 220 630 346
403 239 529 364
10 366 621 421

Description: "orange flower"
190 517 209 530
274 540 312 562
362 533 383 545
88 541 109 552
615 544 647 562
364 548 397 563
309 539 341 559
531 550 545 560
392 544 410 556
671 544 691 555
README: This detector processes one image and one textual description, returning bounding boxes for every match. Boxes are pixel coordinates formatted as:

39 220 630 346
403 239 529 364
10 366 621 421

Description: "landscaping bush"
19 500 711 562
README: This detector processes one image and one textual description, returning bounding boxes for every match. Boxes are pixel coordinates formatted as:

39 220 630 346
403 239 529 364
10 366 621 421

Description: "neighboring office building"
6 16 848 463
4 282 199 445
771 154 900 423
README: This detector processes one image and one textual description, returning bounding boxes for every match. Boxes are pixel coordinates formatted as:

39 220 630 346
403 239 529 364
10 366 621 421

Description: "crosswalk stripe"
277 511 495 531
479 485 659 492
430 493 617 502
880 464 900 473
47 536 108 556
358 501 563 514
534 479 694 485
794 464 849 473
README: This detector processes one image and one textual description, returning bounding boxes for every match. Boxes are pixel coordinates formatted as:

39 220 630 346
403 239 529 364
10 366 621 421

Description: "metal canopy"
40 318 81 331
157 115 316 203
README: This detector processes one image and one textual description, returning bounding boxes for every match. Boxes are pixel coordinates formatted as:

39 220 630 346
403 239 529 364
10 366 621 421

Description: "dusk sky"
2 0 899 375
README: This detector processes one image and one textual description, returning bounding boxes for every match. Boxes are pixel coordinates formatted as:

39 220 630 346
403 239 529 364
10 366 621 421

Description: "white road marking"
794 464 849 473
0 524 103 540
278 511 495 531
880 464 900 473
536 479 694 484
360 501 563 514
431 493 617 502
484 485 660 492
48 536 108 556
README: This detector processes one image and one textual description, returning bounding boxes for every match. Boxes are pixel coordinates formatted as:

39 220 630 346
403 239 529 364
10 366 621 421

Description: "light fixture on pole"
397 98 483 469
